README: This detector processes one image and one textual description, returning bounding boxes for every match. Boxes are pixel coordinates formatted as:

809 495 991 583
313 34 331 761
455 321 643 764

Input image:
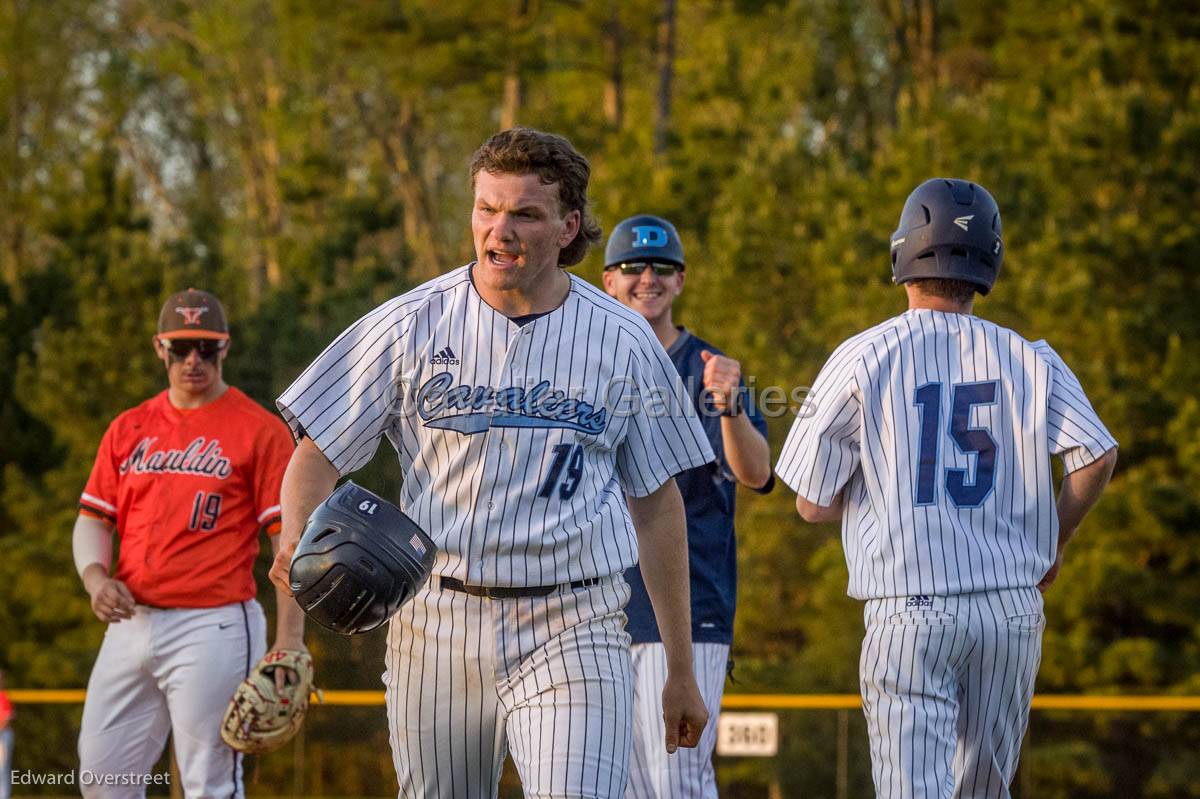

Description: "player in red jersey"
73 289 304 798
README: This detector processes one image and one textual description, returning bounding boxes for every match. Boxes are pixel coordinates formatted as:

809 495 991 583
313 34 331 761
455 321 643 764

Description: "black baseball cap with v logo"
157 288 230 341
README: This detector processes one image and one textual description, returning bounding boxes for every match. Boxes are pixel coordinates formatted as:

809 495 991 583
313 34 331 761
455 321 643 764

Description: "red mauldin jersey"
79 387 294 608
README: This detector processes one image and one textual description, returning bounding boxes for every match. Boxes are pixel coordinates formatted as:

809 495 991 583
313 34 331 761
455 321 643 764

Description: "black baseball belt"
438 575 602 599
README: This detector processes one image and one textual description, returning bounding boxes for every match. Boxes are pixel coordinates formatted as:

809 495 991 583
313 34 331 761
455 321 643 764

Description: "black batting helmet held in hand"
891 178 1004 294
604 214 685 269
289 481 436 635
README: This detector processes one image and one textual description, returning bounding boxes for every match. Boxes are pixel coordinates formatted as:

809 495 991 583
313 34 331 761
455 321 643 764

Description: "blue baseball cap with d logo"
604 214 685 269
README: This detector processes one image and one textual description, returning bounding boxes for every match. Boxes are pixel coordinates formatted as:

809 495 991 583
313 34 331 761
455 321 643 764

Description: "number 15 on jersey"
913 380 999 508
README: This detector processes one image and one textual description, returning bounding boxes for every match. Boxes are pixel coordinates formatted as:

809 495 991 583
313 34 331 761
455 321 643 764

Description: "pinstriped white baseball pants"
625 642 728 799
859 588 1044 799
384 576 634 799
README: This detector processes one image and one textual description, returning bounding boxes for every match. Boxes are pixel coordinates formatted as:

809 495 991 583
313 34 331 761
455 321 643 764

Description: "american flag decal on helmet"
410 534 426 556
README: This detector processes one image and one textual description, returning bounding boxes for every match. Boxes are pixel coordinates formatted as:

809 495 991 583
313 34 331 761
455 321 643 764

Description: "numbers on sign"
716 713 780 757
729 726 768 745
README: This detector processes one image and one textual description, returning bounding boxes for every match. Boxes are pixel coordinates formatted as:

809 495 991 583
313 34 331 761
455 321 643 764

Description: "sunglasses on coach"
158 338 227 361
608 261 683 276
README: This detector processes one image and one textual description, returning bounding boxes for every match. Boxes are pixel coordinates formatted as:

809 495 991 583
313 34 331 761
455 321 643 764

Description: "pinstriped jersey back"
776 309 1117 599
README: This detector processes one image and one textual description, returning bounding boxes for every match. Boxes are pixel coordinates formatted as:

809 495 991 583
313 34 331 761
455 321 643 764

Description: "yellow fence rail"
11 689 1200 712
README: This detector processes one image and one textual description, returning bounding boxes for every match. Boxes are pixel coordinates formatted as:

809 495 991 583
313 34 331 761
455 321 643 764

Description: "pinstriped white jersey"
776 309 1117 600
278 265 714 587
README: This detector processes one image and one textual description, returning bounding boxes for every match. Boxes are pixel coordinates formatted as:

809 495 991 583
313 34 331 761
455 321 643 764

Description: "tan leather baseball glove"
220 649 314 754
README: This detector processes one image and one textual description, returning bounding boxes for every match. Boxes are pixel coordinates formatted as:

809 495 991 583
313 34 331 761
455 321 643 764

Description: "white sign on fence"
716 712 779 757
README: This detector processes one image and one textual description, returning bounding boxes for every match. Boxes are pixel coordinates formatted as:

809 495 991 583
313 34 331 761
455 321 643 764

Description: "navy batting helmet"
289 481 436 635
604 214 685 269
890 178 1004 295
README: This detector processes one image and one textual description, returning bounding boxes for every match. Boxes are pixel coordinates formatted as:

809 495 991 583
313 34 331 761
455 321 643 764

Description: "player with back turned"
602 215 773 799
775 179 1118 798
74 290 305 799
270 127 715 798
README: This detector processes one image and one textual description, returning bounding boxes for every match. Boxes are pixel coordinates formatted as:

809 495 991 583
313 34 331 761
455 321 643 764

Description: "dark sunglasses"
608 261 682 277
159 338 227 361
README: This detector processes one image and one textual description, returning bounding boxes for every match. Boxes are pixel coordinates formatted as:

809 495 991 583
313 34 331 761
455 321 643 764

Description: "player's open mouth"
488 250 521 267
632 291 663 300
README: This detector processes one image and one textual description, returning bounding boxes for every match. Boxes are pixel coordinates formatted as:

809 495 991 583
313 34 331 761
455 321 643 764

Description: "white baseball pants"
625 642 729 799
78 601 266 799
859 588 1044 799
384 576 634 799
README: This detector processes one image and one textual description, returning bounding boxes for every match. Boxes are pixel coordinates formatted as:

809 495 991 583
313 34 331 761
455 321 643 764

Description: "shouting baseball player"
602 214 773 798
776 179 1118 798
75 289 306 798
270 127 715 798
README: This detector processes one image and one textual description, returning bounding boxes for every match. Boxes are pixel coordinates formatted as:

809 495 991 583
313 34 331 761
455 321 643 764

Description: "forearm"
1056 448 1118 548
628 480 693 671
720 414 772 488
75 514 136 621
73 515 113 586
80 563 110 596
270 437 341 595
270 536 307 649
280 438 341 549
795 490 844 523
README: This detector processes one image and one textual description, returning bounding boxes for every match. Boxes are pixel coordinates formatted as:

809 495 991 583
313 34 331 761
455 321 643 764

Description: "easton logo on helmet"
953 214 974 231
631 226 668 248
